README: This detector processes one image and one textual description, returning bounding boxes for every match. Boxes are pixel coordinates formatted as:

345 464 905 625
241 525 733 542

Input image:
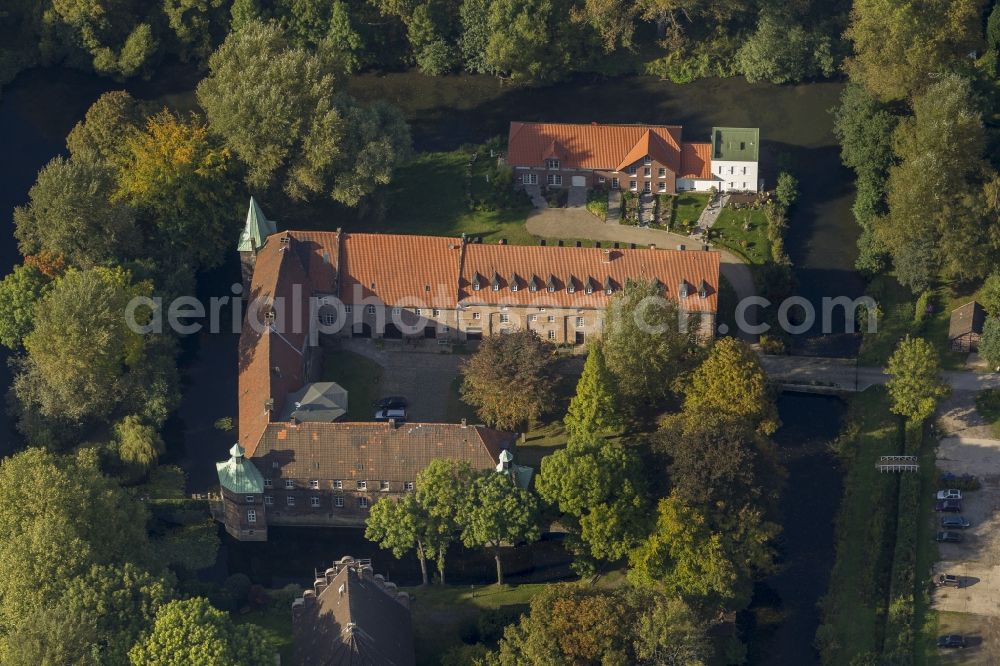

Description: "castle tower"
215 443 268 541
237 197 278 298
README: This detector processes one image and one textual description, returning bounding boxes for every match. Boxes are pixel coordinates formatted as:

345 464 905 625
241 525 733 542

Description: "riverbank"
817 388 939 665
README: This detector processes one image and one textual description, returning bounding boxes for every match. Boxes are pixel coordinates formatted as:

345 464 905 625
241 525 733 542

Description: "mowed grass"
859 275 967 369
235 604 294 664
671 192 710 229
712 206 770 265
403 583 548 665
818 387 903 665
321 350 384 420
380 149 535 244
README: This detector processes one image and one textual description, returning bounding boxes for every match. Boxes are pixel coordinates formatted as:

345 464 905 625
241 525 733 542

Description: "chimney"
539 239 546 246
649 243 656 250
575 241 582 248
613 242 620 249
314 577 327 596
630 243 636 249
558 240 564 247
595 241 601 248
602 249 611 264
461 418 467 428
388 418 397 429
499 238 507 245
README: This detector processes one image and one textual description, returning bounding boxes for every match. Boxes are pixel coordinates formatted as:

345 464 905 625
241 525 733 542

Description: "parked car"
935 499 963 512
934 574 962 588
941 516 971 529
936 634 966 649
936 531 963 543
375 396 408 410
936 489 963 501
374 407 407 422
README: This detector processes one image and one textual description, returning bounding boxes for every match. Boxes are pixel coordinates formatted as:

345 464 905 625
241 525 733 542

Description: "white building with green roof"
708 127 760 193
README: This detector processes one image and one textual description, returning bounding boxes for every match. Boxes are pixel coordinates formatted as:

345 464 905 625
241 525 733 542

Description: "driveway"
338 339 463 422
526 208 756 311
567 186 587 208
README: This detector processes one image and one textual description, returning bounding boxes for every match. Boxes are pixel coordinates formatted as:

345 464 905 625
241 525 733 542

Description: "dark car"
934 574 962 588
375 396 408 410
936 531 963 543
935 499 963 513
941 515 971 529
937 634 966 649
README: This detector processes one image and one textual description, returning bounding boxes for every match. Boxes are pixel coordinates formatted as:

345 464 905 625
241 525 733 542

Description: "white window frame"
658 182 667 192
335 496 344 507
523 173 538 185
611 178 619 190
598 176 606 184
658 167 666 178
627 166 637 175
643 156 652 165
264 478 273 488
333 480 343 489
546 158 560 170
359 497 369 509
392 306 401 315
529 315 537 322
547 315 555 323
644 182 651 193
472 312 481 320
264 495 273 505
310 496 321 507
499 314 510 324
357 480 367 491
576 317 585 328
548 330 556 340
245 495 255 504
380 480 390 491
319 312 336 325
432 308 441 316
309 480 319 489
644 167 651 178
546 174 562 186
629 180 637 192
404 481 414 491
286 495 295 506
247 509 256 523
367 305 376 314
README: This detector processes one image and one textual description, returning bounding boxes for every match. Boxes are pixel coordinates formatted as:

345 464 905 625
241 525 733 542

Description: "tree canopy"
460 329 558 430
562 342 621 438
128 597 274 666
885 335 950 423
0 264 51 350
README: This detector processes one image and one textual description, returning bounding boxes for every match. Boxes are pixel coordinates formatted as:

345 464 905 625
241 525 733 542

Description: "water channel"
0 67 857 663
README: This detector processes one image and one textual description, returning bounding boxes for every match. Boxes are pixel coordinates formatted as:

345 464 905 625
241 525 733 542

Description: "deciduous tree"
458 471 540 585
13 156 141 268
844 0 985 101
737 11 834 84
128 597 273 665
536 433 650 562
0 264 51 350
115 414 166 472
365 493 441 586
602 278 696 410
414 459 475 584
66 90 145 166
979 316 1000 370
683 337 779 435
460 329 557 430
885 335 950 423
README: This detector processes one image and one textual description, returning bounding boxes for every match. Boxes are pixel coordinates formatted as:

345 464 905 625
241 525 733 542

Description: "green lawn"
671 192 710 230
236 604 294 664
817 388 903 665
975 389 1000 437
379 149 536 245
403 583 548 665
321 350 384 419
859 275 967 369
712 206 770 265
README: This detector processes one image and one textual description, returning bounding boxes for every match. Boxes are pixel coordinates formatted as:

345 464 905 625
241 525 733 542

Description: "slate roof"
293 560 415 666
507 122 683 172
949 301 986 340
253 422 513 481
280 382 349 423
459 244 719 312
680 142 713 179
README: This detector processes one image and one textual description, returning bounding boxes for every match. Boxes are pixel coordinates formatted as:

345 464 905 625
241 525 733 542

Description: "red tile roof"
339 233 462 307
239 233 312 456
507 122 683 172
680 142 713 179
459 244 719 312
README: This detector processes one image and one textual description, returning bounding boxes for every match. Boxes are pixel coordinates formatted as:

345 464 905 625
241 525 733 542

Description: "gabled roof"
459 244 719 312
280 382 349 423
216 444 265 494
680 142 713 179
507 122 683 172
293 558 415 666
339 233 462 307
252 422 514 479
237 197 278 252
949 301 986 340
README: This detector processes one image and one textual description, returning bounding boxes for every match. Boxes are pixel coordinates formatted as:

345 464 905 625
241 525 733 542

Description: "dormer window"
546 158 560 170
567 276 576 294
643 156 651 165
491 272 501 291
546 275 556 293
510 274 519 291
528 275 540 293
585 279 594 295
679 281 690 298
698 280 708 300
472 272 482 291
604 277 614 295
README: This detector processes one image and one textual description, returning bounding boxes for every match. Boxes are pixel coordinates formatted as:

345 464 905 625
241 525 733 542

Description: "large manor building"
507 122 761 193
213 199 720 541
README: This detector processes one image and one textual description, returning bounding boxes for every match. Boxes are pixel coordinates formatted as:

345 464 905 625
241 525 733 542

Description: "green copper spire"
237 196 277 253
216 442 264 494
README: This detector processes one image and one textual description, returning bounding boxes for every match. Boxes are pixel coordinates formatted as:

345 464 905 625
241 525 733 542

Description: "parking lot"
932 436 1000 662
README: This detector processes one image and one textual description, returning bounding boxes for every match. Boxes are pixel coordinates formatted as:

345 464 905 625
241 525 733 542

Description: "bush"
477 606 526 646
441 644 490 666
758 334 787 355
913 291 932 326
586 188 609 220
644 32 739 84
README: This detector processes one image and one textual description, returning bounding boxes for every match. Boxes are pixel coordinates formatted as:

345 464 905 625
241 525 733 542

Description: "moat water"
0 66 855 664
